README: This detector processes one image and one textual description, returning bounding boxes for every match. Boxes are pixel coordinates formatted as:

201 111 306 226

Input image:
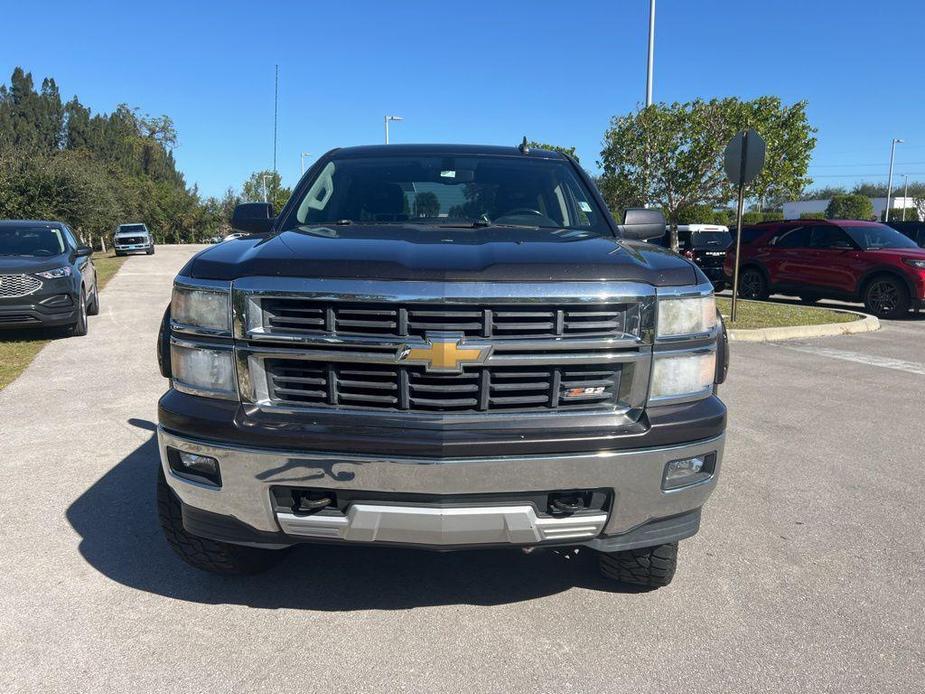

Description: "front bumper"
114 241 152 252
0 291 79 328
158 426 724 550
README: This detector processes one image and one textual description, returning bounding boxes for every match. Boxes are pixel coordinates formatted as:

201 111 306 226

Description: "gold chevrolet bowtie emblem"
401 335 490 372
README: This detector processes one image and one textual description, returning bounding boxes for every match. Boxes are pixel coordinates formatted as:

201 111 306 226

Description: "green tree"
413 191 440 218
825 194 873 220
799 212 826 220
241 169 291 212
599 97 816 225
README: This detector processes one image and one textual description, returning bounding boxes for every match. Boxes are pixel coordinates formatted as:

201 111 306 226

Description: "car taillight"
683 249 695 259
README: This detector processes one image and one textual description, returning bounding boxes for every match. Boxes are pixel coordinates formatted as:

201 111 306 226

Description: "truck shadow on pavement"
65 419 644 610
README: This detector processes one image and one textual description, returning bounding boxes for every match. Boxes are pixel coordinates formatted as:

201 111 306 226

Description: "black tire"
863 276 910 319
86 286 100 316
67 288 89 337
146 246 155 255
598 542 678 588
115 250 124 257
738 267 768 300
156 467 287 575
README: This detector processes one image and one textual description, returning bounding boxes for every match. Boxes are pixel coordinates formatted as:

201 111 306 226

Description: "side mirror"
231 203 276 234
618 208 667 240
76 246 94 257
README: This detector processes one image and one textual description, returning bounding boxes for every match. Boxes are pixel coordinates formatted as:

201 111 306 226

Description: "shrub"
826 194 873 220
761 211 784 222
799 212 826 220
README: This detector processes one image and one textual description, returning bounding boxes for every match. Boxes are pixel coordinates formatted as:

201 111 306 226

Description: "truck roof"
328 143 569 160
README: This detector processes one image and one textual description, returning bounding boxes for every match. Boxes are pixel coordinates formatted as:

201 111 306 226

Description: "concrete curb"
727 306 880 342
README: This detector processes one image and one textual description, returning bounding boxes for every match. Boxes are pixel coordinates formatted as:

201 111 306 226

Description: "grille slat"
263 359 621 413
258 298 636 339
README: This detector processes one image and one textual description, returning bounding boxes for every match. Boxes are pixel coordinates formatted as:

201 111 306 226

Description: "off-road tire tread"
598 542 678 588
156 467 284 575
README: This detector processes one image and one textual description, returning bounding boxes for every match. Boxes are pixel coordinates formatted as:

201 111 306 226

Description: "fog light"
662 452 716 490
168 448 222 487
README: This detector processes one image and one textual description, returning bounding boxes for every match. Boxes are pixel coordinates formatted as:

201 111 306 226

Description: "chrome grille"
265 359 621 413
0 274 42 298
260 298 637 340
116 236 145 245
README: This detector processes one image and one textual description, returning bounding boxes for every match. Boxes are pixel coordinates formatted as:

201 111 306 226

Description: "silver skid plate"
276 504 608 546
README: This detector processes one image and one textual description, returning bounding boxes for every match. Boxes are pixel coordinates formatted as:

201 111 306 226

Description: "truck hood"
0 253 70 274
182 224 699 286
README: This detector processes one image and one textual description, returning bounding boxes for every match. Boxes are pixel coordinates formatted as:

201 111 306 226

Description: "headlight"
170 340 237 399
657 294 716 338
649 351 716 401
172 284 231 333
35 266 72 279
903 258 925 269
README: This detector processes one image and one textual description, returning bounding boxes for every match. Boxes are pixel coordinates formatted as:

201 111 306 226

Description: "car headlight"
170 340 237 399
35 266 72 279
171 283 231 333
657 294 716 338
649 351 716 401
903 258 925 269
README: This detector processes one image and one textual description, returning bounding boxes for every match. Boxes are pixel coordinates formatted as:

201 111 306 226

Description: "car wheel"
86 286 100 316
864 276 910 319
598 542 678 588
156 466 289 575
115 250 124 257
66 288 89 337
738 268 768 300
146 247 155 255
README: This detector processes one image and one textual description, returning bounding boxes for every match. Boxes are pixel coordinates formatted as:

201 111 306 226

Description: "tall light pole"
300 152 312 175
884 137 903 222
901 174 909 221
645 0 655 106
262 174 272 204
384 115 403 144
273 64 279 173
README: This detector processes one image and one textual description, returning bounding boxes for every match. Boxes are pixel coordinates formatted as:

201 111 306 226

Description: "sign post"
723 128 766 322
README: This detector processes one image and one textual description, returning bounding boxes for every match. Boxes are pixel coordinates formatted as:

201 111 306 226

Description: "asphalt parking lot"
0 245 922 693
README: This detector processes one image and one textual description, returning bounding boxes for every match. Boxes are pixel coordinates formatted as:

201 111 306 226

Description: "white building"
782 196 921 221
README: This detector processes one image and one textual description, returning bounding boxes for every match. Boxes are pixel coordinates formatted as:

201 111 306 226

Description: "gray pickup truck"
113 223 154 256
155 144 728 588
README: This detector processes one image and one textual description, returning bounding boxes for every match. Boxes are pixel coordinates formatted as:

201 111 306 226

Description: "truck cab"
155 144 728 588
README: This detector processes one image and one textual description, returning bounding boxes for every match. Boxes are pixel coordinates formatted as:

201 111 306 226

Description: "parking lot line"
782 345 925 376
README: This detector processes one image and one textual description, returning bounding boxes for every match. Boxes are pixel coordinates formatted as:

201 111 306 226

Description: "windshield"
0 226 66 256
118 225 146 234
842 224 918 250
289 155 610 233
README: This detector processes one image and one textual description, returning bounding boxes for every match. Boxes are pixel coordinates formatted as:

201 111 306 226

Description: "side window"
809 225 853 249
774 226 809 249
297 162 336 224
62 226 79 250
561 175 597 227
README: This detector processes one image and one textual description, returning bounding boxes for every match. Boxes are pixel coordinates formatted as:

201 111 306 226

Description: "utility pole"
300 152 312 175
884 137 903 222
384 115 403 144
902 174 909 221
273 64 279 173
645 0 655 106
262 174 271 204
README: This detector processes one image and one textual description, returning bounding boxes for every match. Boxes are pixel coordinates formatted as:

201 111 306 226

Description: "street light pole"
262 174 271 204
646 0 655 106
300 152 312 175
384 115 403 144
885 137 903 222
902 174 909 221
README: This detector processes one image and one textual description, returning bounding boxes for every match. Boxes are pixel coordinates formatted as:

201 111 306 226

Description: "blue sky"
2 0 924 198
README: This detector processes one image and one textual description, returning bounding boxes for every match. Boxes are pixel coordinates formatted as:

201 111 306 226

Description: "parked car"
886 220 925 248
652 224 732 291
155 143 729 588
0 220 99 336
724 219 925 318
113 223 154 256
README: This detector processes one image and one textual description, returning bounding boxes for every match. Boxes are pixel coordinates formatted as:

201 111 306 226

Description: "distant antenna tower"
273 64 279 173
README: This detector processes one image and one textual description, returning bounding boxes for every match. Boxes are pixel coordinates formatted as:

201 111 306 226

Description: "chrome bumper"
158 427 724 547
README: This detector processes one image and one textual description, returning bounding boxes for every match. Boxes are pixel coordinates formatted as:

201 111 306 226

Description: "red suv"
724 220 925 318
